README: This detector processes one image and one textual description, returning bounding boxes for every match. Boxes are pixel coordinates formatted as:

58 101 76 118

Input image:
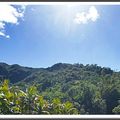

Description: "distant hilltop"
0 62 114 84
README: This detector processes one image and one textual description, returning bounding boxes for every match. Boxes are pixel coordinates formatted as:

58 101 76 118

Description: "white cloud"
6 35 10 39
74 6 99 24
0 4 26 38
0 22 5 29
0 31 10 39
0 32 6 37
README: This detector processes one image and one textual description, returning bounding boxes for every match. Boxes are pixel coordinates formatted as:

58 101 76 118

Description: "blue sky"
0 4 120 70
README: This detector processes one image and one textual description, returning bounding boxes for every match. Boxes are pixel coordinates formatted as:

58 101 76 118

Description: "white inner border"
0 115 120 118
1 2 120 5
0 1 120 118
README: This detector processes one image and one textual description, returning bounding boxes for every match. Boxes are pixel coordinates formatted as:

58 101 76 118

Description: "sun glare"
52 5 77 34
52 5 89 35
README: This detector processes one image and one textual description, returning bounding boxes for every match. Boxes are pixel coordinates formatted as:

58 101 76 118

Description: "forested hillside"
0 62 120 114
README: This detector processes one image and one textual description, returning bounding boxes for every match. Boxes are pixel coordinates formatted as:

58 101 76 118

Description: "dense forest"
0 62 120 114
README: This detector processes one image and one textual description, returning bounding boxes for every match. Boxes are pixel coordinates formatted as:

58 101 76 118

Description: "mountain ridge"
0 62 114 84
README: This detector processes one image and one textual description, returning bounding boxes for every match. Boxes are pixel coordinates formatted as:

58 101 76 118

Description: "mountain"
0 62 113 84
0 62 43 83
0 62 120 114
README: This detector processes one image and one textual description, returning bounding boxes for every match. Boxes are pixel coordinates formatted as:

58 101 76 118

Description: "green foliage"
0 63 120 114
0 80 78 114
113 105 120 114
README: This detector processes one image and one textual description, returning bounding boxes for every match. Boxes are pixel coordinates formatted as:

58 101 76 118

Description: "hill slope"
0 62 120 114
